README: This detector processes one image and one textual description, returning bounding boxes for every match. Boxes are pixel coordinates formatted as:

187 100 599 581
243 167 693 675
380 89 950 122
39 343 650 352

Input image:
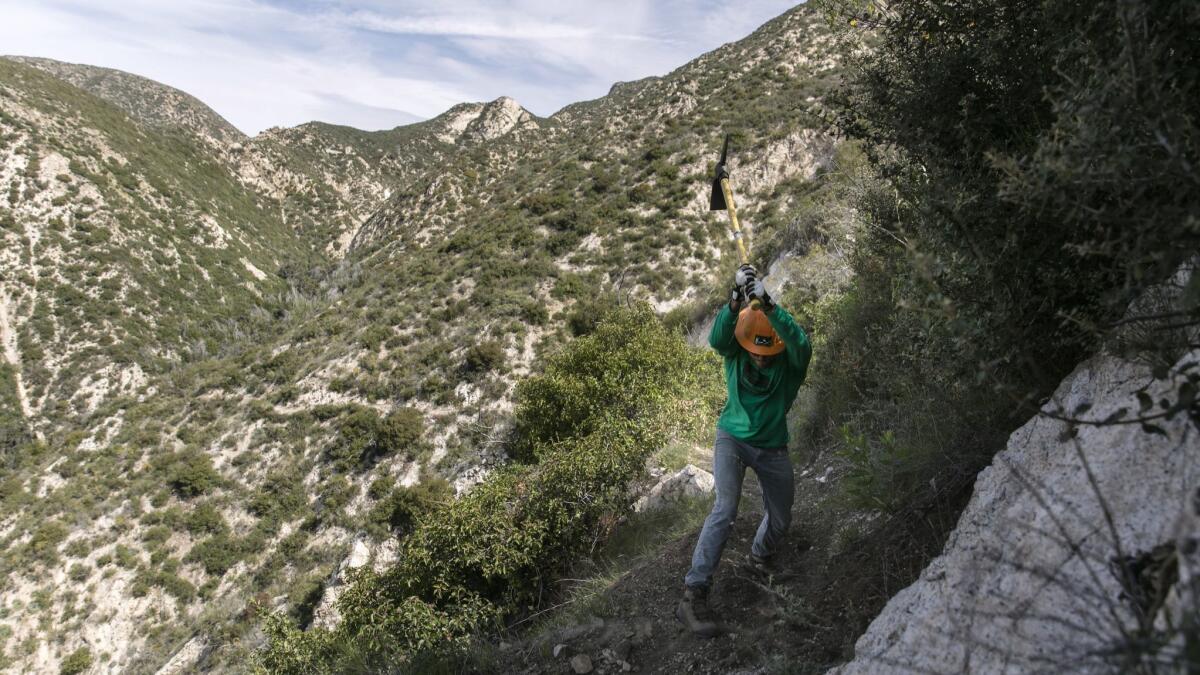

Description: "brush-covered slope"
0 4 848 673
3 56 246 149
236 96 542 256
0 58 309 434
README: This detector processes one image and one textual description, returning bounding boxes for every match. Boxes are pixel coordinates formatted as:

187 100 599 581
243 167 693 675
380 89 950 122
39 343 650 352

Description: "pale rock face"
435 103 486 144
829 347 1200 675
154 636 208 675
634 464 716 513
310 538 370 631
309 536 403 631
462 97 537 143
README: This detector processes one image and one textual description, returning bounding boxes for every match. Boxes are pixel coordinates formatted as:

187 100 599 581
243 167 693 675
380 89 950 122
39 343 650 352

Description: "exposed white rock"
830 347 1200 675
435 103 486 144
154 636 208 675
241 257 268 281
462 97 537 143
310 535 404 631
634 464 716 513
310 538 371 631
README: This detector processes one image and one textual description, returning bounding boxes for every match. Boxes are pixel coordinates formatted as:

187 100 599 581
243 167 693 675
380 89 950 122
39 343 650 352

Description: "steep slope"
3 56 246 149
317 3 839 442
236 96 543 256
0 59 308 433
0 4 846 673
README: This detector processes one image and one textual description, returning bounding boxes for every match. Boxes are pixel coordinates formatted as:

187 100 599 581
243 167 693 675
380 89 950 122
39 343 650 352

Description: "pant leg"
749 447 794 559
684 429 746 589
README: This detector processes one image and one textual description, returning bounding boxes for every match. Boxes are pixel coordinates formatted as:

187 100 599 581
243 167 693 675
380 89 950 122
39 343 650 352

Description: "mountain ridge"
3 55 246 149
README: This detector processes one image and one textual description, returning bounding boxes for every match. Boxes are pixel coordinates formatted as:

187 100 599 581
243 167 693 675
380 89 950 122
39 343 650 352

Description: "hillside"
0 5 849 672
6 0 1189 671
3 56 246 149
0 58 307 436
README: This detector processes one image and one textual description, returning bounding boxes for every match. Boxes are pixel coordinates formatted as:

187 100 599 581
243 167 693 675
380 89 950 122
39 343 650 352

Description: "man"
676 263 812 638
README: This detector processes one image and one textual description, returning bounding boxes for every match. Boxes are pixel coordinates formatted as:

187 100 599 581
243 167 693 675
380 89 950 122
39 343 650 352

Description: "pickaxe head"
709 134 732 211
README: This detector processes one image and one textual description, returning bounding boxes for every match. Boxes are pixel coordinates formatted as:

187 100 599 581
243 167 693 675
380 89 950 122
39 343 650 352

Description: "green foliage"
0 365 30 469
509 304 720 462
315 474 356 524
185 503 228 535
248 468 307 525
365 477 451 537
68 563 90 582
157 450 221 498
186 533 242 577
830 0 1199 374
326 407 425 470
258 306 721 671
563 294 621 337
462 341 505 374
137 569 196 603
27 521 68 564
836 426 927 513
59 647 92 675
798 0 1200 515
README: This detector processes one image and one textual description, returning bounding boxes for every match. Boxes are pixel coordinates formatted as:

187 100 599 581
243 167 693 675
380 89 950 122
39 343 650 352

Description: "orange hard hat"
735 307 785 356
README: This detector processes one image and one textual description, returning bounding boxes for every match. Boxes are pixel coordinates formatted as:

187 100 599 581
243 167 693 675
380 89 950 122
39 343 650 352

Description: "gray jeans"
684 428 794 589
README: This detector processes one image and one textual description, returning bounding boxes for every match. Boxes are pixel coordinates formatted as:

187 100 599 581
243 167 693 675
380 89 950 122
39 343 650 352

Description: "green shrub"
185 503 228 535
114 544 139 569
359 325 392 351
563 294 620 337
248 469 307 525
144 570 196 603
59 647 92 675
326 407 424 470
509 304 721 462
813 0 1200 513
186 533 241 577
27 521 68 564
140 525 171 547
259 305 722 671
68 563 90 583
159 450 221 498
462 341 505 374
315 474 356 523
365 478 451 537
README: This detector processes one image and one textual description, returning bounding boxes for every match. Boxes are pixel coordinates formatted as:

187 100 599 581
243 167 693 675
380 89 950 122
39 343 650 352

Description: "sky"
0 0 802 135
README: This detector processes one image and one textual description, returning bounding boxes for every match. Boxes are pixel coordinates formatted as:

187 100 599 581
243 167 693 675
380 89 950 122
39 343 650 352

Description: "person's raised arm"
710 264 757 357
766 305 811 378
747 280 812 379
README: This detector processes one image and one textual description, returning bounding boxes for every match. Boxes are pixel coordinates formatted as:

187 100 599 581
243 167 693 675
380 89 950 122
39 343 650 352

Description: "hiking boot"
744 552 793 582
749 552 775 574
675 585 721 638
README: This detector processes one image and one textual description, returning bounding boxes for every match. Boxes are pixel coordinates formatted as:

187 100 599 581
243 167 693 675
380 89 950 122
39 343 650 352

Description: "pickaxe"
710 134 760 308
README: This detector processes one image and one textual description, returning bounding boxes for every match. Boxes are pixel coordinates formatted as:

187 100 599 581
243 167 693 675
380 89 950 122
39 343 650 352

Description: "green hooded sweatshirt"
709 303 812 448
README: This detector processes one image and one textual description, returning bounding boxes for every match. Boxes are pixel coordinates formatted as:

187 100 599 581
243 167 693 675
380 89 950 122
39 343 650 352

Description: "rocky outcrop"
310 536 401 631
830 347 1200 674
461 96 538 143
634 464 715 513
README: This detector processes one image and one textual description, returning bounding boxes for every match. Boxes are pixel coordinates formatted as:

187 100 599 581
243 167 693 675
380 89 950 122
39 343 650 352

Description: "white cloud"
0 0 803 135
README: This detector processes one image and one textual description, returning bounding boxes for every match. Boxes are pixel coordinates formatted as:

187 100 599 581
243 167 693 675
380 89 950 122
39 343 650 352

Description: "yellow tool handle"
720 177 749 263
719 177 761 310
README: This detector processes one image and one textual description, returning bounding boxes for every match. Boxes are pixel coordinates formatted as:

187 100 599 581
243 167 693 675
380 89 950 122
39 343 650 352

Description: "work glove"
747 279 774 311
730 284 746 309
735 263 758 288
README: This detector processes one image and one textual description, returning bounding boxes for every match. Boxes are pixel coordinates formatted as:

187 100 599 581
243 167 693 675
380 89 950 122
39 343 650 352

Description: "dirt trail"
493 448 970 675
0 292 32 419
